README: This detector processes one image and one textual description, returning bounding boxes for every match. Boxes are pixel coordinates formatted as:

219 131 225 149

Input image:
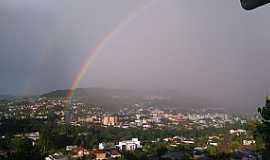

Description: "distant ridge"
0 95 14 100
41 87 214 112
41 89 72 98
41 87 136 98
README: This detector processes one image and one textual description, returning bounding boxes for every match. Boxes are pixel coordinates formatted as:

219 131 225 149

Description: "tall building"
64 102 72 123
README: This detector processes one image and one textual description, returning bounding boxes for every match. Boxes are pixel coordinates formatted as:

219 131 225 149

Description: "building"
71 147 90 158
102 115 118 126
116 138 141 151
25 132 39 141
90 150 108 160
243 140 256 146
45 153 68 160
230 129 247 135
108 149 121 159
66 145 78 151
64 103 72 123
78 116 96 123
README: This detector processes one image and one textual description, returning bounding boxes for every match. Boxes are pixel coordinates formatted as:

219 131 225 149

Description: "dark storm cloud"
0 0 270 112
0 0 147 94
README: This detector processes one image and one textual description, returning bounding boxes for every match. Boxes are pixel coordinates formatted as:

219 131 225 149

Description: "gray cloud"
0 0 270 112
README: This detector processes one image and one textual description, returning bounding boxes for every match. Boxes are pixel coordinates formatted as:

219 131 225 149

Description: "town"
0 95 261 160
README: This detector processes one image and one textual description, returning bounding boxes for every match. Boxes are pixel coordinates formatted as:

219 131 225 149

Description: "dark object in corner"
240 0 270 10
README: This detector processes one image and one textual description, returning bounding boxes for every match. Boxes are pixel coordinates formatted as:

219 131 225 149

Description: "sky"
0 0 270 112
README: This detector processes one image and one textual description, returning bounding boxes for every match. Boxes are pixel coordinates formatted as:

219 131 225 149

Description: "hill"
41 88 213 112
0 95 14 100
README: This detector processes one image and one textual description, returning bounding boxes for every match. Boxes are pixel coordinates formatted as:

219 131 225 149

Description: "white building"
116 138 142 151
66 145 78 151
45 153 68 160
209 142 218 146
99 143 105 150
230 129 247 135
25 132 39 141
243 140 256 146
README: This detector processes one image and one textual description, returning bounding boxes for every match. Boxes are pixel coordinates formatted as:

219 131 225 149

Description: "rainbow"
66 0 155 101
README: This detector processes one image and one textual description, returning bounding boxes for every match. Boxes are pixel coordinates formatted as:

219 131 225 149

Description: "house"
99 143 105 150
90 150 108 160
230 129 247 136
209 142 218 146
108 149 121 159
243 140 256 146
116 138 142 151
181 140 195 144
98 142 115 150
25 132 39 141
71 147 90 158
66 145 78 151
45 152 68 160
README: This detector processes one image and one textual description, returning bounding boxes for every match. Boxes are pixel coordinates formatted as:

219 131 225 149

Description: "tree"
206 145 219 157
155 144 168 158
11 137 42 160
257 96 270 158
230 141 240 152
39 111 57 155
122 150 148 160
246 119 264 151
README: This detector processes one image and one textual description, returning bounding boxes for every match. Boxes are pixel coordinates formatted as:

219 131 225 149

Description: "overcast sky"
0 0 270 111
